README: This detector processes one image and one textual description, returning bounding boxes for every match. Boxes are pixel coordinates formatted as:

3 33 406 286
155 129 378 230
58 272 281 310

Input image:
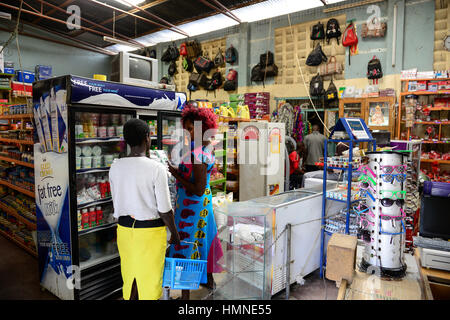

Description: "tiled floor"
0 235 338 300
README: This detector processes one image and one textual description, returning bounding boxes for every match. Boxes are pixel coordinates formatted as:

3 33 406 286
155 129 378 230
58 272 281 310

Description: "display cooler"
32 75 186 300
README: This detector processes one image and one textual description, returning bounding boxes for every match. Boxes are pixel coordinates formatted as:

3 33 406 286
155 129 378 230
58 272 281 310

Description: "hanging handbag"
319 56 343 77
361 19 387 38
306 44 328 67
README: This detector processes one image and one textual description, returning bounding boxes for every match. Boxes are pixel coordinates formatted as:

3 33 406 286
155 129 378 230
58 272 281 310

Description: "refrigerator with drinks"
238 121 286 201
32 75 186 300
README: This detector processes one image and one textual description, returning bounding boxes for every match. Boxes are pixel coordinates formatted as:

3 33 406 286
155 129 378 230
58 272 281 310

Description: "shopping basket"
162 241 207 291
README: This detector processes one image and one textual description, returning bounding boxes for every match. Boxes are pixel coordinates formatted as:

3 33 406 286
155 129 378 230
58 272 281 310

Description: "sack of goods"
319 56 343 77
310 73 325 97
306 44 328 67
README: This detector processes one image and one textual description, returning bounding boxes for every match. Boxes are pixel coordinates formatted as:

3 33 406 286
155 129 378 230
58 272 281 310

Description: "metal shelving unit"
319 118 376 278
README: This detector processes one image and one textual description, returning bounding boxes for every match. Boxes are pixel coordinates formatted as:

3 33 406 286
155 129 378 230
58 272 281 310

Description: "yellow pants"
117 224 167 300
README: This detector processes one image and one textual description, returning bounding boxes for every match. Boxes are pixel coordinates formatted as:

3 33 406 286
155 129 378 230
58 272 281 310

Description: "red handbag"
180 43 187 57
342 22 358 65
342 22 358 47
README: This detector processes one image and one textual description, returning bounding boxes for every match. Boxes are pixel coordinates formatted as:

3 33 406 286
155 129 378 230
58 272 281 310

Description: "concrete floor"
0 235 337 300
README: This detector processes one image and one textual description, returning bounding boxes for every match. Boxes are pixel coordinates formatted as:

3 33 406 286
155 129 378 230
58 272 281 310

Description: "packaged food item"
98 126 107 138
107 126 115 137
76 157 82 170
104 154 114 167
92 145 102 156
92 155 103 168
76 146 82 157
81 146 92 157
75 124 84 139
81 156 92 169
77 210 82 231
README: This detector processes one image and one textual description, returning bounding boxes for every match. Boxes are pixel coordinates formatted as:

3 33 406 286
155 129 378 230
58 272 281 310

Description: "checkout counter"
213 182 344 300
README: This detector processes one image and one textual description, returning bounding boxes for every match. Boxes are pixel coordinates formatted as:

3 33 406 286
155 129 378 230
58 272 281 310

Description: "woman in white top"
109 118 180 300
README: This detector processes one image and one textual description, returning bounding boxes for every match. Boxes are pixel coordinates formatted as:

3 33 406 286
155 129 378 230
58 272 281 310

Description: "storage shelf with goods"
397 77 450 182
0 184 37 257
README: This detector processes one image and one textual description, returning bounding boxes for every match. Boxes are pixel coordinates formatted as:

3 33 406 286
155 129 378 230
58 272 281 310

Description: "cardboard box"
35 65 52 80
325 233 358 284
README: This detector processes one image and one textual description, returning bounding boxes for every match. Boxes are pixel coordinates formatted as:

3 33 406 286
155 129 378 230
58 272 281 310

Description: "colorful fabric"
168 144 223 283
116 225 167 300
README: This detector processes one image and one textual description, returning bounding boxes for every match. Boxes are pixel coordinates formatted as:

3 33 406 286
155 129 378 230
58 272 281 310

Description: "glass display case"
213 202 273 300
213 184 341 299
339 99 365 119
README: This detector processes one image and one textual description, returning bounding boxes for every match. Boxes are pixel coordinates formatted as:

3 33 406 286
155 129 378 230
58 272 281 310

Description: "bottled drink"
104 176 111 197
77 210 82 231
96 206 103 226
89 207 97 228
99 178 107 199
81 209 89 229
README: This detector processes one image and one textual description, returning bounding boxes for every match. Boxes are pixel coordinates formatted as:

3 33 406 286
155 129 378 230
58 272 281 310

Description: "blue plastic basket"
162 257 207 290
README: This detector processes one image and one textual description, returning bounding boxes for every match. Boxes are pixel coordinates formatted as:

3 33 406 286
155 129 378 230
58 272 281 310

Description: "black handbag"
306 44 328 67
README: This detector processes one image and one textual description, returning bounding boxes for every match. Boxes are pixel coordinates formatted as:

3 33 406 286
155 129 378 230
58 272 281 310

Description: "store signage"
34 79 73 300
70 75 186 111
345 118 370 140
242 125 260 141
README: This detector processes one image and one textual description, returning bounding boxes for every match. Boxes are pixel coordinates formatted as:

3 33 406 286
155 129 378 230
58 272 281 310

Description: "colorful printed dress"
168 144 223 283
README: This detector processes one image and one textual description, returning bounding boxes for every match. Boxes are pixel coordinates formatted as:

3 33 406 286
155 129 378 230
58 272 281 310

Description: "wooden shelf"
0 202 36 230
420 159 450 164
401 77 450 82
0 180 35 198
421 141 450 144
0 229 37 258
0 138 33 145
414 121 450 125
0 73 14 78
0 155 34 168
400 91 450 96
0 114 33 120
0 87 12 91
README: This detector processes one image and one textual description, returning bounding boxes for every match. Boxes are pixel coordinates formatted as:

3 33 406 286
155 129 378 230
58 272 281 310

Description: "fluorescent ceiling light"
104 0 348 52
111 0 145 7
103 36 145 48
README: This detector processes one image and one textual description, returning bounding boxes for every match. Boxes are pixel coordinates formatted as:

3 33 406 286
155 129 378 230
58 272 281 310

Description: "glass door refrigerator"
32 75 186 300
137 110 183 164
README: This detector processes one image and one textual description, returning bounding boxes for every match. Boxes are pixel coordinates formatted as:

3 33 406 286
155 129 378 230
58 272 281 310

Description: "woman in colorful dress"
168 104 223 300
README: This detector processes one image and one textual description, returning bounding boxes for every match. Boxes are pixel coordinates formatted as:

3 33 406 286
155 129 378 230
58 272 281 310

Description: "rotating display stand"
320 118 376 278
358 151 408 279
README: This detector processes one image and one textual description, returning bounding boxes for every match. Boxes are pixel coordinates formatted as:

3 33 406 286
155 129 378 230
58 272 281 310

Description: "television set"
419 194 450 241
111 52 175 91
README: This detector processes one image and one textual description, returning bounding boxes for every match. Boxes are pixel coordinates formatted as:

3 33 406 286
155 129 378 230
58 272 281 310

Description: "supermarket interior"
0 0 449 302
